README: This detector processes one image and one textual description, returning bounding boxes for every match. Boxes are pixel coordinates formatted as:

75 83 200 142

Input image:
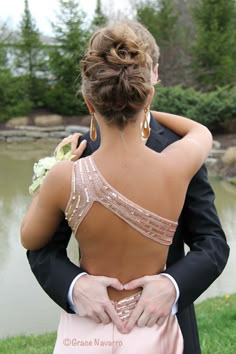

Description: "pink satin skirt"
53 292 183 353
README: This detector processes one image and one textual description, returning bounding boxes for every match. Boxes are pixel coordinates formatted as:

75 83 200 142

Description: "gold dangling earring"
141 108 150 139
90 112 97 141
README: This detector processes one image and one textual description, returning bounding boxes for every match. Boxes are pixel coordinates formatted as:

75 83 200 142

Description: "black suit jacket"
27 116 229 354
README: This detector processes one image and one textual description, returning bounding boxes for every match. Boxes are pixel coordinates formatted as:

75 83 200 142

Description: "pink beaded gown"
53 156 184 354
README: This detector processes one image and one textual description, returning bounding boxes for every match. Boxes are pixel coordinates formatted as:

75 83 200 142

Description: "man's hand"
72 274 125 333
55 133 87 161
124 275 176 333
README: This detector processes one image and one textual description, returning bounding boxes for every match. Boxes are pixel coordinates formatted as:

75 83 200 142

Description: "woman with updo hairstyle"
21 22 212 353
81 24 153 130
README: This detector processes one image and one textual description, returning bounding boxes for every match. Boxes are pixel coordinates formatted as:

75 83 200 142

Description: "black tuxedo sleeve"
164 163 230 312
27 219 84 313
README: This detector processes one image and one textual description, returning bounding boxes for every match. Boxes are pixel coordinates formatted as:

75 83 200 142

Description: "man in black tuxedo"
27 115 229 354
27 19 229 352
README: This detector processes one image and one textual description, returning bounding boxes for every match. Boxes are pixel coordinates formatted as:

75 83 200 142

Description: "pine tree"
0 24 8 69
0 22 32 121
192 0 236 90
136 0 177 43
136 0 189 86
47 0 89 115
92 0 108 29
15 0 47 106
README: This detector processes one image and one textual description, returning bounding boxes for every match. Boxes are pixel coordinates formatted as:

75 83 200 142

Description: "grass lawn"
196 294 236 354
0 294 235 354
0 333 56 354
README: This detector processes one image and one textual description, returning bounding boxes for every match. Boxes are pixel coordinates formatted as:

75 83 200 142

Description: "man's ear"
145 86 155 109
152 63 159 85
83 96 94 113
148 86 155 107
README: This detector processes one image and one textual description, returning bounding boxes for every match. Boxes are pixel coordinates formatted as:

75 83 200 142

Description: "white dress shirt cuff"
67 272 88 313
160 273 179 315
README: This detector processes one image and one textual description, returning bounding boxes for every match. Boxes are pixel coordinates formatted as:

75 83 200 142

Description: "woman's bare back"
65 148 188 300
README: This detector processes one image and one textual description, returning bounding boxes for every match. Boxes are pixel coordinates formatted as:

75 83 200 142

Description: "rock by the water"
6 117 29 128
222 147 236 166
65 125 89 134
34 115 64 127
212 140 221 149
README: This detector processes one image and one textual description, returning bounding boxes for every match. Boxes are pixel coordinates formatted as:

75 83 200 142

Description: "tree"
192 0 236 90
0 22 8 67
92 0 108 29
14 0 47 106
47 0 89 115
136 0 177 43
0 22 32 121
136 0 191 86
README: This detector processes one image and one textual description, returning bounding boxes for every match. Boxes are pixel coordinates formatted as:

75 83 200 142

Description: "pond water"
0 141 235 339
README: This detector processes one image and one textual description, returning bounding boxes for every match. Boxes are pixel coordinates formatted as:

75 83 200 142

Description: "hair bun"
103 30 148 69
81 23 153 128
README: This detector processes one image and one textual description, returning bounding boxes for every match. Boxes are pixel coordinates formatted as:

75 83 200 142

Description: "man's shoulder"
149 116 181 150
161 125 181 145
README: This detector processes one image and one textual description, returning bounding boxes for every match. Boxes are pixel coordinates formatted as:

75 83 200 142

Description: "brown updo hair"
81 23 153 128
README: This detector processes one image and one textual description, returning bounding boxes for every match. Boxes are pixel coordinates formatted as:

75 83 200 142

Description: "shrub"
0 73 32 122
152 85 236 131
44 83 87 116
1 79 236 132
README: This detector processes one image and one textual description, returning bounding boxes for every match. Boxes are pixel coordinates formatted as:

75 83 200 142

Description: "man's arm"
124 119 229 331
164 163 230 312
124 163 229 332
26 132 94 313
27 219 84 313
149 116 229 312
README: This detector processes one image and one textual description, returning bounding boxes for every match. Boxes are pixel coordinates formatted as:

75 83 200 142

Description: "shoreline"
0 119 236 181
0 124 89 143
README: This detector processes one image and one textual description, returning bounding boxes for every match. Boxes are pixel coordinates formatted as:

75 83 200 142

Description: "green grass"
0 294 235 354
0 333 56 354
196 294 236 354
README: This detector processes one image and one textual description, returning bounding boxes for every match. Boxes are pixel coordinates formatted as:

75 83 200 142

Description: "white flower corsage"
29 142 75 196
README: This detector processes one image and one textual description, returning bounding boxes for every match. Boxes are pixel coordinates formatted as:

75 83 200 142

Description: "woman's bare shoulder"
40 160 74 197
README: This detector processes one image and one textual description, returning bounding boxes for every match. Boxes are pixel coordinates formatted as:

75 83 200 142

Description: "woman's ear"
83 96 94 113
152 63 159 85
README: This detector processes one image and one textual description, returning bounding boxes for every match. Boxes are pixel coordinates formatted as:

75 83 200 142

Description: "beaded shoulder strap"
65 156 177 245
65 158 93 233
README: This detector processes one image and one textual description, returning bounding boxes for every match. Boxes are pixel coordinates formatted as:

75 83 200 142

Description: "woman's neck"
96 112 146 157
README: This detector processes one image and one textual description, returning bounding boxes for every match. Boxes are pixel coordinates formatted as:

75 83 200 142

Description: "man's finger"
138 311 158 328
123 276 146 290
146 313 158 328
96 309 111 325
124 302 144 333
157 316 167 326
72 140 87 161
71 133 82 150
90 313 102 324
106 302 125 333
101 276 124 290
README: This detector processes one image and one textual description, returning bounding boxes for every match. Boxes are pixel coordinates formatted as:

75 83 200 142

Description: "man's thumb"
105 277 124 290
123 277 145 290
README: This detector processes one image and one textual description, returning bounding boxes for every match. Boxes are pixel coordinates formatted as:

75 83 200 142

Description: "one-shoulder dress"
53 156 184 354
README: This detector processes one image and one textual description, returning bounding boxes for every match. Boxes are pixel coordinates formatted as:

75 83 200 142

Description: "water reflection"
0 141 61 339
0 141 235 338
197 177 236 302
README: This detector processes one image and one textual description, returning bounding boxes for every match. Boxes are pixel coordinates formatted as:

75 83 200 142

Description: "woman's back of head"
81 23 154 128
120 19 160 67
